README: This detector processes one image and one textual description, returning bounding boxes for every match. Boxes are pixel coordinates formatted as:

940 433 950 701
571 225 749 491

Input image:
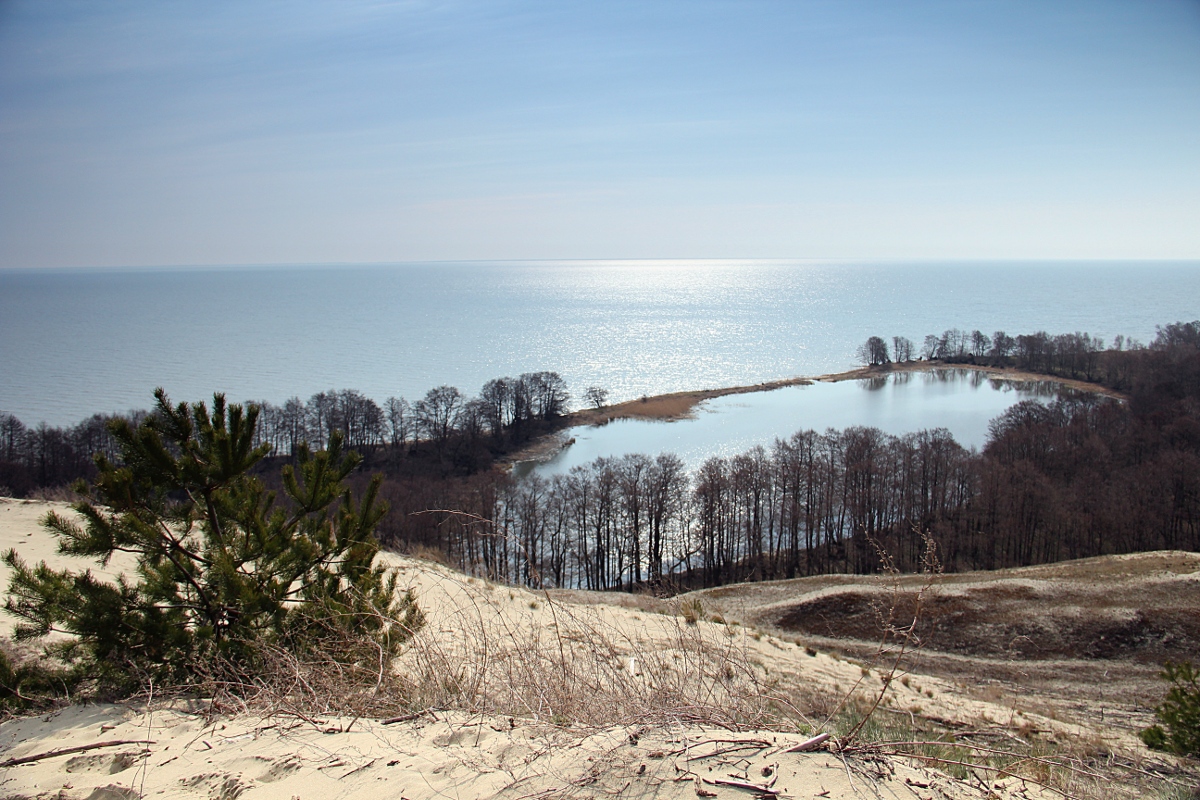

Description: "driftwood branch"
380 709 434 725
703 777 780 795
1 739 155 768
784 732 830 752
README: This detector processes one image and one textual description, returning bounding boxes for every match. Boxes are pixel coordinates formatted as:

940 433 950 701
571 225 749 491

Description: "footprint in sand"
64 750 148 775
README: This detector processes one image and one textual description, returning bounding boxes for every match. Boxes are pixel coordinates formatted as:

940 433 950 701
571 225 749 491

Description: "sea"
2 260 1198 429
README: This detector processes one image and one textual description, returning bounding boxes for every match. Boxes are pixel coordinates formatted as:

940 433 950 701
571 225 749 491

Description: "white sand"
2 702 1060 800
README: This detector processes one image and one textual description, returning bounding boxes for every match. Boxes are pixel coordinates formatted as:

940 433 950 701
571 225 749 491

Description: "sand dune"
1 499 1190 799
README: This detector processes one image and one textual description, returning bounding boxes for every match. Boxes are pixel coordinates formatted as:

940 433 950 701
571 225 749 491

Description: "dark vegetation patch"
774 586 1200 663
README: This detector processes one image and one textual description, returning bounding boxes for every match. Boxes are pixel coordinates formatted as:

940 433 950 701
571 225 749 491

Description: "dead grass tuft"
394 573 810 732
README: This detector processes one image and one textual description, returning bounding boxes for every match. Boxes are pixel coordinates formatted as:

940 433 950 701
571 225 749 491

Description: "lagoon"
527 369 1065 477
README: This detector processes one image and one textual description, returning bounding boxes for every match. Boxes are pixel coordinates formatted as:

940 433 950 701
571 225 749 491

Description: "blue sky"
1 0 1198 266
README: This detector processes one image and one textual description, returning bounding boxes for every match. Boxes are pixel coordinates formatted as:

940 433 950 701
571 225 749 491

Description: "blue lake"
526 369 1065 476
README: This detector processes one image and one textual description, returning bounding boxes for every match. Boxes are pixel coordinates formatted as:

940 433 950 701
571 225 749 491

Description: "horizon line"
4 256 1200 272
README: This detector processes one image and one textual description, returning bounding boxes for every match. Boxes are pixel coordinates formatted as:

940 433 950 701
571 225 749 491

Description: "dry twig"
1 739 155 768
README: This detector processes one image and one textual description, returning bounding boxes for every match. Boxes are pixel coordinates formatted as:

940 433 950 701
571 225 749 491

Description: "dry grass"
168 555 818 735
395 576 811 732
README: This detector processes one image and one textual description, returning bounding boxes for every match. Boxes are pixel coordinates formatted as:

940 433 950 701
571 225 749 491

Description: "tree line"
0 371 570 495
251 370 570 455
6 322 1146 497
861 327 1141 386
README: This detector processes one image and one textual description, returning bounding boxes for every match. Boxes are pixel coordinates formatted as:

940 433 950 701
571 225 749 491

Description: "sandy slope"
0 499 1178 799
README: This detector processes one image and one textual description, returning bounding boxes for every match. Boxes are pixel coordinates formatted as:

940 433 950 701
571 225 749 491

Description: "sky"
1 0 1198 267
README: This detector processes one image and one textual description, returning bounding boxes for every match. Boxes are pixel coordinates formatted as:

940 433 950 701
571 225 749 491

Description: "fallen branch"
339 758 377 779
1 739 155 768
681 740 773 761
380 709 433 725
703 777 779 795
784 732 830 753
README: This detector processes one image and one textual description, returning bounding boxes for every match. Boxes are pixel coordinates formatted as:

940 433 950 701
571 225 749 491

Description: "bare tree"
525 371 570 419
414 385 464 447
939 328 967 359
511 375 534 425
479 378 514 437
970 330 991 358
990 331 1015 360
306 391 336 449
335 389 383 447
385 396 411 447
1153 320 1200 350
457 398 489 443
0 412 26 463
892 336 914 363
856 336 890 366
645 453 687 582
584 386 609 409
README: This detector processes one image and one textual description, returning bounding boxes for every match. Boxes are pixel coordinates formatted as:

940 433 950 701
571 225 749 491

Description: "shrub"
0 644 73 711
3 389 421 695
1141 661 1200 757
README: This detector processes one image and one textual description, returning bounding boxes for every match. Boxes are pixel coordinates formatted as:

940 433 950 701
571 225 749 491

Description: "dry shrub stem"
827 528 941 746
194 592 423 726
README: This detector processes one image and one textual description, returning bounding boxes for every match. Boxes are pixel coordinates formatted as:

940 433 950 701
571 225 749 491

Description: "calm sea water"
1 260 1198 427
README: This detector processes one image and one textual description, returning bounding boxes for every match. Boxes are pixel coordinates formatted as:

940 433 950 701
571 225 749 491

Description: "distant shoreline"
505 362 1125 466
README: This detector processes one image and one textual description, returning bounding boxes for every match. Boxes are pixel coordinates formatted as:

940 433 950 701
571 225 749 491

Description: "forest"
0 370 571 493
2 322 1198 592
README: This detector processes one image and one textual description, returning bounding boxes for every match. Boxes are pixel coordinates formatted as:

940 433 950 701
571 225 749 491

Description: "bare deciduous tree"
856 336 890 366
415 385 464 447
584 386 609 409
